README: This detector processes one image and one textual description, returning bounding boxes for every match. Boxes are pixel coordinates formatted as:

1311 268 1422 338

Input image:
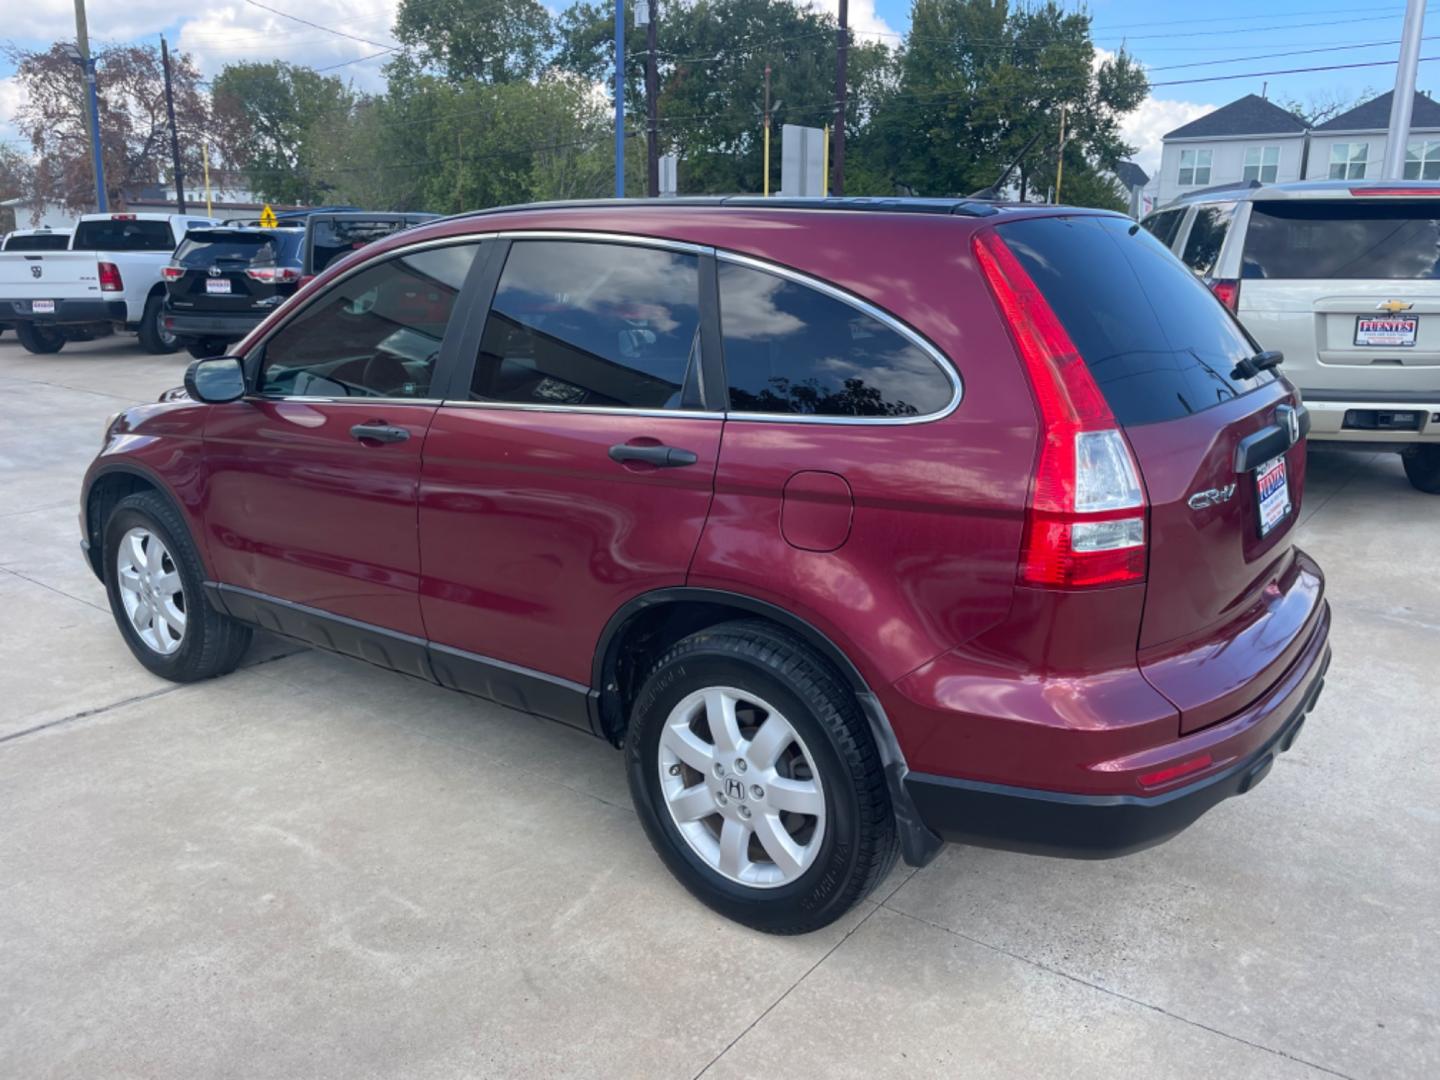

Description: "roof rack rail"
1176 179 1263 201
439 195 1002 225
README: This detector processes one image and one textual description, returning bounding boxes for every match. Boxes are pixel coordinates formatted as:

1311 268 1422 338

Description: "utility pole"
643 1 658 197
1054 104 1067 204
160 36 186 213
1383 0 1428 178
833 0 848 196
71 0 107 212
763 64 771 196
614 0 626 198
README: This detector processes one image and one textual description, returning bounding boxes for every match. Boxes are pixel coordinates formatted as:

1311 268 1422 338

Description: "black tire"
626 620 898 934
102 490 251 682
15 321 65 354
184 338 227 359
1403 445 1440 493
138 293 180 354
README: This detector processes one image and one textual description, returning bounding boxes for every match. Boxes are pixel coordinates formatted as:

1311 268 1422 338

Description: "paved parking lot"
1 333 1436 1079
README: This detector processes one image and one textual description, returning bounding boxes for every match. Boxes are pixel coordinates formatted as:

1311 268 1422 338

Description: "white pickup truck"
0 212 219 354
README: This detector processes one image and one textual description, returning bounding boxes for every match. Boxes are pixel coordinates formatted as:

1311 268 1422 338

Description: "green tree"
212 61 356 204
391 0 555 83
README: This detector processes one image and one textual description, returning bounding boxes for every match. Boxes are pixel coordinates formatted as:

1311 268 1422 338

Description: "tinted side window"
999 215 1270 427
471 241 701 410
259 243 480 399
72 219 176 252
718 262 953 418
1141 209 1184 248
1180 202 1236 276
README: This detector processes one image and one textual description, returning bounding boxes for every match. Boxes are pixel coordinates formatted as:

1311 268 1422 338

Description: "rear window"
175 231 301 267
3 233 69 251
1242 200 1440 279
1180 202 1236 276
71 219 176 252
1140 208 1185 249
309 219 416 274
998 215 1273 427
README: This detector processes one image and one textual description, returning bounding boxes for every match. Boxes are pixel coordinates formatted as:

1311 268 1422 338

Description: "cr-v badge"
1188 483 1237 510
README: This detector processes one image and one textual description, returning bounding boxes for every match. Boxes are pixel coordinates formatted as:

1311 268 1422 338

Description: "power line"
237 0 401 53
1146 36 1438 72
1151 54 1440 87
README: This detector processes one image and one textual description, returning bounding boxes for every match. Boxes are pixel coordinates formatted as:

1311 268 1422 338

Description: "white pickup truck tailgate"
0 251 101 304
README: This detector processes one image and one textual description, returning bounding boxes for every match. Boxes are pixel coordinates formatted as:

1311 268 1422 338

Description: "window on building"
1404 140 1440 180
1178 149 1212 186
1327 143 1370 180
1243 146 1281 183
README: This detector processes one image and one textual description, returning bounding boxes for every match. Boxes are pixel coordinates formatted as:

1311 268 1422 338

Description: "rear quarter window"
1242 200 1440 279
998 214 1273 427
1180 202 1237 276
1140 208 1185 249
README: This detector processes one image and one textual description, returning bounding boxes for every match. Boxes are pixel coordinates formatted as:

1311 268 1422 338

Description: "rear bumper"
163 308 266 341
2 298 127 324
1301 390 1440 443
904 606 1332 859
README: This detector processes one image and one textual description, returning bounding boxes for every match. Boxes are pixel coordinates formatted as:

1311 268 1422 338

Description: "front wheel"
103 491 252 681
138 294 180 354
626 621 898 934
1403 445 1440 493
15 322 65 354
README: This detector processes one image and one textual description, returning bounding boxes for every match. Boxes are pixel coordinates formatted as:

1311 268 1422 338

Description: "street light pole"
614 0 625 198
71 0 107 212
161 35 187 213
1382 0 1428 178
833 0 848 196
645 3 659 198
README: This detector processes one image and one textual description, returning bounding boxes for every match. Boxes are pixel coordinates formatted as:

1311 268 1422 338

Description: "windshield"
175 231 301 267
1242 200 1440 279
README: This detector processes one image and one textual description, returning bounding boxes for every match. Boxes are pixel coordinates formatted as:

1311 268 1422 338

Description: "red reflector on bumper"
1139 754 1214 788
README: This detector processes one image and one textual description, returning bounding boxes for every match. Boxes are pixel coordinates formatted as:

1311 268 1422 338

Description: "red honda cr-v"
81 198 1331 933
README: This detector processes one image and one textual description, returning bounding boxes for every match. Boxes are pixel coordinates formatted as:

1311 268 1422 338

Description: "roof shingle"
1163 94 1307 140
1313 90 1440 132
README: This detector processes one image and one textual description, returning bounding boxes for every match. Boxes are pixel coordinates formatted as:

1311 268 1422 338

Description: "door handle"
350 423 410 444
608 443 699 467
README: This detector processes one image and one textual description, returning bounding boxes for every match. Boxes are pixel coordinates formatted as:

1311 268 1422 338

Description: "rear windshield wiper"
1231 350 1283 381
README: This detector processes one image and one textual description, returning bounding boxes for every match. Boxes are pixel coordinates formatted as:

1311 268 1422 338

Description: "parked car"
163 226 306 358
0 228 72 337
299 210 438 282
1142 179 1440 493
81 198 1331 933
0 212 219 355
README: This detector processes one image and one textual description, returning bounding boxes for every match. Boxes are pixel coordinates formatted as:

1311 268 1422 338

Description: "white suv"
1142 179 1440 493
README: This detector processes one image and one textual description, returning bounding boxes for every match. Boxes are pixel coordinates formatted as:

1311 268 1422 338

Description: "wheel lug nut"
751 785 764 800
713 763 725 778
668 764 681 776
734 759 747 773
738 805 751 819
716 793 728 805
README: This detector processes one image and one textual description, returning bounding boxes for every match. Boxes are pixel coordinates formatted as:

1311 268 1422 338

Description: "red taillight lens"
972 229 1148 589
98 261 123 292
161 265 184 282
1209 279 1240 312
244 266 301 284
298 274 316 288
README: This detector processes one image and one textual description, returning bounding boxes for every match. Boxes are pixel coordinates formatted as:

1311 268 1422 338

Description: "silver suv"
1142 179 1440 493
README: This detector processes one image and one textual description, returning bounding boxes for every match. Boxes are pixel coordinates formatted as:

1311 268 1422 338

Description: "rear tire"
103 491 252 682
15 322 65 354
1403 445 1440 493
138 294 180 354
626 620 898 934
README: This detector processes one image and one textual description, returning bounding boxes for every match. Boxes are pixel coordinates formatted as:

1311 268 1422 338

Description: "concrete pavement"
1 334 1436 1079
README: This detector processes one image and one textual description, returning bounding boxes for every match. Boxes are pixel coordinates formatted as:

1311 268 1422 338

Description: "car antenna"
969 131 1046 201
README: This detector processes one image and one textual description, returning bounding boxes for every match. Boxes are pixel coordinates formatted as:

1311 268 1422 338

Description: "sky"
1 0 1434 178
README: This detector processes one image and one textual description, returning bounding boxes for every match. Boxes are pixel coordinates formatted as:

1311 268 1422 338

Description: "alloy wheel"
116 527 186 654
657 686 826 888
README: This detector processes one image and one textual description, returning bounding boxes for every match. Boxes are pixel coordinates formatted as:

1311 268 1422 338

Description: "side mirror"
184 356 248 404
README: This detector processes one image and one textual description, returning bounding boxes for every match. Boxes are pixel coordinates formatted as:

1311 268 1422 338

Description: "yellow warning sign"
258 205 278 228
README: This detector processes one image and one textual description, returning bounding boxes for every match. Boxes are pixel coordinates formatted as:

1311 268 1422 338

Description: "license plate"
31 300 54 314
205 278 232 294
1354 315 1417 347
1256 457 1292 537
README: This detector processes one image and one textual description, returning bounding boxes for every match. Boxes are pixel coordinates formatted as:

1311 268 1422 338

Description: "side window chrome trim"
713 250 964 426
440 400 722 420
490 230 715 257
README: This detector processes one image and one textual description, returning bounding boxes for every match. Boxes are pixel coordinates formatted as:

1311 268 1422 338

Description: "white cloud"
1121 97 1213 175
1 76 31 156
804 0 897 40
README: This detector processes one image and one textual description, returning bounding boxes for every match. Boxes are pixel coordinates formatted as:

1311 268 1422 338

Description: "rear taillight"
244 266 302 284
298 274 316 288
972 229 1148 589
1208 278 1240 312
98 261 123 292
161 265 184 282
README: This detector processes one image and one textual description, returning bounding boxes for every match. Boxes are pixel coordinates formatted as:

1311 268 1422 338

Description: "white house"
1304 90 1440 180
1155 94 1307 207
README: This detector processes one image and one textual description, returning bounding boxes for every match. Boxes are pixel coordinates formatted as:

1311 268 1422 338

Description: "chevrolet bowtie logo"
1377 299 1414 313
